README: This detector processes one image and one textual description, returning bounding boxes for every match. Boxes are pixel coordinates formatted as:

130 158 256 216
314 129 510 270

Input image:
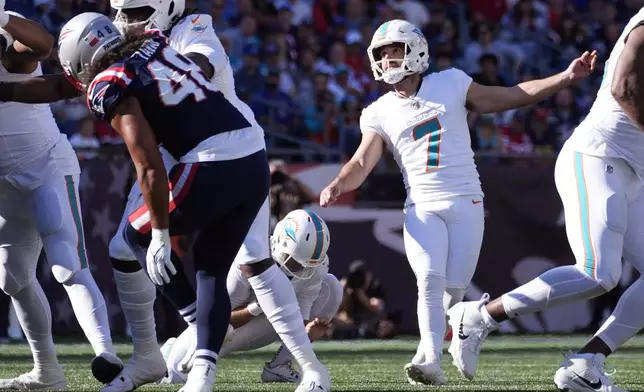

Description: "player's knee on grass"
311 274 343 320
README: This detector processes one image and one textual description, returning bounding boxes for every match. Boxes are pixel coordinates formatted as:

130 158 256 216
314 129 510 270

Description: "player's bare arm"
465 50 597 114
320 131 384 207
611 25 644 129
111 96 169 230
1 13 54 73
230 306 256 328
185 52 214 79
0 72 80 102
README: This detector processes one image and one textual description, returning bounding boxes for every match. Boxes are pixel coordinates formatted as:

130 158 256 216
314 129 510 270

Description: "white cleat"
554 352 627 392
261 361 301 383
100 351 167 392
0 368 67 390
91 352 124 384
296 366 331 392
404 362 447 386
178 361 215 392
447 293 494 381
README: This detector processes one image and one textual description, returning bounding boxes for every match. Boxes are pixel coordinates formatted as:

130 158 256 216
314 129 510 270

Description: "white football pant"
404 196 484 365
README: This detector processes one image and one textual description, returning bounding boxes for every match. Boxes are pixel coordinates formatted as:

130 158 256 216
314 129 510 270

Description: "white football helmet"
111 0 185 33
271 209 330 280
367 19 430 84
57 13 124 90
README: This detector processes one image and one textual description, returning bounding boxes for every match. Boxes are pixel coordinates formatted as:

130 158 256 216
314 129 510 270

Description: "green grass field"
2 335 644 391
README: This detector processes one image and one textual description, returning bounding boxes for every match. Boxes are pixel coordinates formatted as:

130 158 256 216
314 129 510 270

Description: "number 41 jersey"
87 36 264 163
360 69 482 207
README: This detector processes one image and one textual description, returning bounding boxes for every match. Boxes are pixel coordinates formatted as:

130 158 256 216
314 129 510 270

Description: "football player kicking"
0 4 123 390
160 209 343 385
320 19 597 386
57 12 268 392
0 1 332 391
447 8 644 392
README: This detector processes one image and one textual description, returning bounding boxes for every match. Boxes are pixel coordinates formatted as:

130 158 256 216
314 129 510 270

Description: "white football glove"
147 228 176 285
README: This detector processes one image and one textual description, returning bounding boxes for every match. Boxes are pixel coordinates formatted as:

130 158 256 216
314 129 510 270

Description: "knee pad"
43 231 82 284
576 263 621 292
109 232 136 262
31 185 65 236
311 274 343 320
0 243 40 296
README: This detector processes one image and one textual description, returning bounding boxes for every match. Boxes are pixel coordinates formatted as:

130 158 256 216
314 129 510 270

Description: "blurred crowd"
5 0 643 161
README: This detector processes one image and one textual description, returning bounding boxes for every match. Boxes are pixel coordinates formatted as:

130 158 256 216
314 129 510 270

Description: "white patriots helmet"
271 209 330 280
111 0 185 33
367 19 430 84
57 13 124 90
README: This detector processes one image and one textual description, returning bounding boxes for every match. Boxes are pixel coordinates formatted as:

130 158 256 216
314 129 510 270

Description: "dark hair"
83 31 156 89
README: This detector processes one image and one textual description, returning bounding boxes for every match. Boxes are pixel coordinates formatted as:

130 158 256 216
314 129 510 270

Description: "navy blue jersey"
86 36 251 161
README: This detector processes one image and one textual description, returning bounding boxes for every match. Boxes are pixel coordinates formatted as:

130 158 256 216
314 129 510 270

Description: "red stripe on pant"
128 163 199 234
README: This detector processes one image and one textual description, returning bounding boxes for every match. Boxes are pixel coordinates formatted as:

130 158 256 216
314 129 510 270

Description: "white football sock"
415 274 446 365
443 287 466 332
113 269 158 355
12 280 59 372
501 265 606 319
178 302 197 327
62 268 114 356
596 278 644 352
247 264 324 373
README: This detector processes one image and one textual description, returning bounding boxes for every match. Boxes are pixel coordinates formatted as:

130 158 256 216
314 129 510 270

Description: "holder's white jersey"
361 69 482 207
566 7 644 177
0 63 60 176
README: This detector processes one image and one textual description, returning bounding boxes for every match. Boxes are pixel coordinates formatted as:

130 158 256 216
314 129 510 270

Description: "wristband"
247 301 263 316
151 228 170 242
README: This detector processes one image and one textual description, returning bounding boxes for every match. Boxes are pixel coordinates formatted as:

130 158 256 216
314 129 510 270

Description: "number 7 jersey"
360 69 482 207
87 35 264 163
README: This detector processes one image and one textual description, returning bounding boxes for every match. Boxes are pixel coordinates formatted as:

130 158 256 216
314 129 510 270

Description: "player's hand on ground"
147 228 176 285
306 317 330 341
565 50 598 82
320 184 341 207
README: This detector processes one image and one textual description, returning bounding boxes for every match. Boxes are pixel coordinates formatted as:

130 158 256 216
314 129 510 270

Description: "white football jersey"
566 7 644 177
361 69 482 207
0 63 60 176
166 14 265 163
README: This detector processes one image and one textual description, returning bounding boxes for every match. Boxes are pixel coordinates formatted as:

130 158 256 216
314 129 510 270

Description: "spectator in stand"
463 22 525 77
235 44 264 102
69 116 100 160
251 70 296 140
525 108 557 155
268 159 314 231
223 14 260 70
333 260 399 340
472 53 507 87
40 0 76 36
387 0 428 30
469 0 507 23
550 87 582 148
500 112 533 154
475 116 501 153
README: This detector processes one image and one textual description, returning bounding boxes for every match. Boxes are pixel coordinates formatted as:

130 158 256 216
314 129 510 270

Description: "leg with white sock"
447 149 635 381
243 262 330 390
0 183 66 389
263 273 344 384
554 191 644 392
402 204 449 385
30 174 122 383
